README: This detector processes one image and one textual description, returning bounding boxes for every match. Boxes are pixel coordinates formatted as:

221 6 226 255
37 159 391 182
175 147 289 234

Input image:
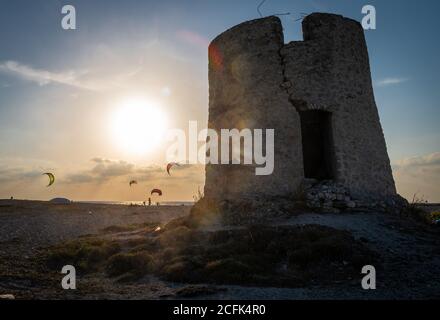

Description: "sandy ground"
0 200 439 300
0 200 189 249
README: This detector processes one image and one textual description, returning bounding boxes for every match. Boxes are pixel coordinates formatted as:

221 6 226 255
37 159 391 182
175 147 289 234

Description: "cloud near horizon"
0 156 204 201
392 152 440 170
0 157 57 183
392 152 440 202
64 158 132 183
5 152 438 202
0 165 41 183
65 158 202 185
0 156 202 186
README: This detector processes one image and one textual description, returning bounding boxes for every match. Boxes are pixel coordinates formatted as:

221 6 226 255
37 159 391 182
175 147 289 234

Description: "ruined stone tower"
203 13 397 219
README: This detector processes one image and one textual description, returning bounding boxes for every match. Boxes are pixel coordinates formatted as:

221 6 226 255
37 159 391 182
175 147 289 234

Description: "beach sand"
0 200 190 249
0 200 194 299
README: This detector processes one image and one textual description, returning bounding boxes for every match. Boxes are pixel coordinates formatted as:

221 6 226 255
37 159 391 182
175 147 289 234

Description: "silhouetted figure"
148 197 152 206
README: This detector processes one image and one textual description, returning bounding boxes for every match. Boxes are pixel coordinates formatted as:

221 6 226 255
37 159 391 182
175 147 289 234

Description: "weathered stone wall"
281 13 396 199
204 13 397 218
205 17 303 201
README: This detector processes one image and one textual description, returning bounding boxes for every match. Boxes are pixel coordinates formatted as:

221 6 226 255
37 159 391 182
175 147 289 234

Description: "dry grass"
193 186 204 202
106 252 154 277
100 222 159 234
155 224 377 287
401 194 432 224
46 238 121 273
43 218 378 287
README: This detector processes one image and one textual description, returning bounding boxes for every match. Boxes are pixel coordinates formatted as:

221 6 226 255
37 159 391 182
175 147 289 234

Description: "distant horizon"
1 197 195 203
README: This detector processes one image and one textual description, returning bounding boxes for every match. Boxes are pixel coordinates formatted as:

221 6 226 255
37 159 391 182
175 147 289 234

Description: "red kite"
166 162 180 175
129 180 137 187
151 189 162 196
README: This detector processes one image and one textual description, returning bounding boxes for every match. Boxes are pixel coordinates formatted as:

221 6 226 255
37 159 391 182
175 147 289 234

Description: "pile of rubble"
191 181 408 225
303 180 355 213
303 180 407 213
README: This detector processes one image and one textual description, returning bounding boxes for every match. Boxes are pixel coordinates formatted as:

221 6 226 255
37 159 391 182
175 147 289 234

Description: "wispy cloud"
0 166 41 182
0 157 55 183
0 60 142 91
376 77 409 87
0 60 93 90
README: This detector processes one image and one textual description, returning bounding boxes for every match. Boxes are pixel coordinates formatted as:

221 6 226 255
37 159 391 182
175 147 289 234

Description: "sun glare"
110 98 168 154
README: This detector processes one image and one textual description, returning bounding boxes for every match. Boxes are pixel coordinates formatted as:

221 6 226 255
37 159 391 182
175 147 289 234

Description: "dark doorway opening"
299 110 335 180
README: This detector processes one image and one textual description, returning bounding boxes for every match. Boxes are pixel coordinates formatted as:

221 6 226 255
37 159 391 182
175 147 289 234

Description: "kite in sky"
150 188 162 196
166 162 180 176
43 172 55 187
129 180 137 187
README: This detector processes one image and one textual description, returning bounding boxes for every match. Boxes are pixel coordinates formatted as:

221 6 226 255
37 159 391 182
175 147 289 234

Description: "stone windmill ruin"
197 13 403 224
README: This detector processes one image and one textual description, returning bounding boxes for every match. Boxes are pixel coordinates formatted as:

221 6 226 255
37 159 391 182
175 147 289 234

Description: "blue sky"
0 0 439 201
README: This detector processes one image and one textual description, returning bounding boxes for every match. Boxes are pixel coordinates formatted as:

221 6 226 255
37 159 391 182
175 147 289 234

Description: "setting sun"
110 98 168 154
